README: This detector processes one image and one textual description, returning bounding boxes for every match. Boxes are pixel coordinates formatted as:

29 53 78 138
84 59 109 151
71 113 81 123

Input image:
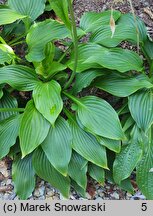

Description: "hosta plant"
0 0 153 199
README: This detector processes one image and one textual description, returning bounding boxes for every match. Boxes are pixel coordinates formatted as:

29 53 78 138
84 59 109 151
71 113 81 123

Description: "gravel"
0 0 152 200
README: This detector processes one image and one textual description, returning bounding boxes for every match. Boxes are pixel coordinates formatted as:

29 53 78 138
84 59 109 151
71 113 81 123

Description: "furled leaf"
8 0 46 21
19 100 50 157
26 19 70 62
136 140 153 199
0 115 21 159
0 6 26 25
113 140 142 185
42 117 72 176
90 13 147 47
71 69 103 94
98 136 121 153
129 90 153 132
33 147 70 198
0 90 18 121
68 43 143 73
72 95 125 140
68 151 87 189
95 72 153 97
0 44 16 65
68 117 108 169
88 163 105 185
50 0 70 28
33 80 63 125
12 155 35 200
0 65 40 91
80 10 121 32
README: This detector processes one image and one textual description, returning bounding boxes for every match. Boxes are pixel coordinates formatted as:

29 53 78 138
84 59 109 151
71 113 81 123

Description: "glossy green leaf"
98 137 121 153
50 0 70 28
0 115 21 159
42 117 72 176
113 140 142 185
68 151 87 189
68 43 143 73
26 19 70 62
12 155 35 200
71 69 103 94
136 139 153 199
8 0 46 21
0 6 26 25
71 180 86 197
72 95 125 140
33 147 70 198
0 91 18 121
0 44 16 65
68 117 108 169
88 163 105 185
19 100 50 157
0 65 39 91
33 80 63 125
80 10 121 32
90 13 147 47
129 90 153 132
0 89 3 99
143 38 153 60
95 72 153 97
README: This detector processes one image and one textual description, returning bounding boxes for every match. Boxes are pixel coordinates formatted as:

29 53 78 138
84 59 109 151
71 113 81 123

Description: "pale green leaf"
42 116 72 176
12 155 35 200
98 136 121 153
0 6 26 25
68 117 108 169
95 72 153 97
88 163 105 185
19 100 50 157
0 115 21 159
26 19 70 62
33 147 70 198
0 44 16 65
80 10 121 32
68 151 87 189
0 90 18 121
0 65 40 91
33 80 63 125
68 43 143 73
8 0 46 21
129 90 153 132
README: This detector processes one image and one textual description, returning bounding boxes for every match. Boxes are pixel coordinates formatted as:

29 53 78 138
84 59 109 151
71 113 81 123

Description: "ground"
0 0 153 200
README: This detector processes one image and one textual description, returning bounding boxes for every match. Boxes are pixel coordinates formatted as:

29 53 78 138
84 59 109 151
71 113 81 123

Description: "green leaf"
88 163 105 185
95 72 153 97
0 65 40 91
26 19 70 62
98 137 121 153
71 69 103 94
0 6 26 25
68 43 143 73
33 147 70 198
68 151 87 189
42 116 72 176
113 140 142 185
136 139 153 199
19 100 50 157
50 0 70 28
0 44 16 65
90 13 147 47
33 80 63 125
0 89 3 99
73 95 125 140
0 90 18 121
129 90 153 132
71 180 86 197
120 178 134 194
8 0 46 21
0 115 21 159
12 154 35 200
143 38 153 61
68 117 108 169
80 10 121 32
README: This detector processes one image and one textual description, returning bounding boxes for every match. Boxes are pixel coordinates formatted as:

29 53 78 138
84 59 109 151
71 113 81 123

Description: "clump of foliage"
0 0 153 200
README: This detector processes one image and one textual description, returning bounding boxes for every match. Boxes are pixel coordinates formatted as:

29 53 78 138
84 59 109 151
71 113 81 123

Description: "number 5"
141 203 147 211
